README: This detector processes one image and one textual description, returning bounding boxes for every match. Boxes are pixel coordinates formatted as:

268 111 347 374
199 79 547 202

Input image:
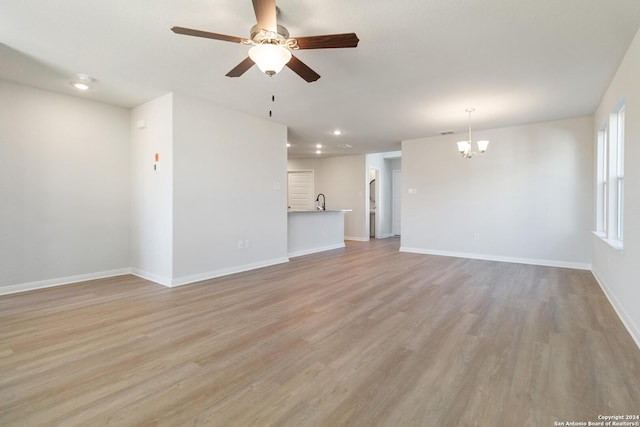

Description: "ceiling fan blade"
226 57 255 77
286 55 320 82
171 26 245 44
252 0 277 32
294 33 359 50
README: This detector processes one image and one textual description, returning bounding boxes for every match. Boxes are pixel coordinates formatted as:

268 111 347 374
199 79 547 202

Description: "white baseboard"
130 269 172 287
345 236 369 242
288 243 345 258
591 268 640 350
168 257 290 288
0 268 132 296
375 233 395 239
2 258 293 294
398 247 592 270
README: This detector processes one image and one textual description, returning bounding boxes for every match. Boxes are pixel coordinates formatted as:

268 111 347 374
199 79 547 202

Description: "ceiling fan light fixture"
248 43 291 75
171 1 358 82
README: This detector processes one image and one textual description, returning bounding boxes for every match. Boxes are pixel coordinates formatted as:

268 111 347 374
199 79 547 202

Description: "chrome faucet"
316 193 326 210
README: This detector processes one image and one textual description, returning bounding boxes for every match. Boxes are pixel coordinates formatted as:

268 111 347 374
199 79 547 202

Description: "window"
595 103 624 250
615 106 624 241
596 129 608 235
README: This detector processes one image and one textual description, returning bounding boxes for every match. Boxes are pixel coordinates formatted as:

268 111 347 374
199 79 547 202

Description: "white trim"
592 231 624 252
0 268 132 296
130 269 172 287
375 233 395 239
591 268 640 350
169 257 290 288
382 151 402 159
398 247 591 270
288 243 345 258
345 236 369 242
392 169 402 236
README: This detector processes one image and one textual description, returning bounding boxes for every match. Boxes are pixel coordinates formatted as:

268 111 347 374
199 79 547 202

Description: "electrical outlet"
245 239 251 248
473 233 480 241
237 240 243 249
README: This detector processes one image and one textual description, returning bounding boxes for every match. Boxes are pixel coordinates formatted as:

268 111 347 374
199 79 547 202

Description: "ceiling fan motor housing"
249 24 292 46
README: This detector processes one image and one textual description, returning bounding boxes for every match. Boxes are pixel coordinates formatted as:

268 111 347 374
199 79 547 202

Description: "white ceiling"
2 0 639 158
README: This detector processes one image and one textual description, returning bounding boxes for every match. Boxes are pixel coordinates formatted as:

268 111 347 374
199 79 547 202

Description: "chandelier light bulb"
457 141 471 155
477 140 490 153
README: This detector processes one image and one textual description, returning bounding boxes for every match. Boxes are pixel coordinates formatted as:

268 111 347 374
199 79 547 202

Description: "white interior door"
392 170 401 235
287 170 315 210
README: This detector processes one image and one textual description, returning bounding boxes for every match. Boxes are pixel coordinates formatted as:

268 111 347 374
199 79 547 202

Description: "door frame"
392 169 401 236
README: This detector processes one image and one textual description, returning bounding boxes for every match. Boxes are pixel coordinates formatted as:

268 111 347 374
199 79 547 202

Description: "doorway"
369 168 379 238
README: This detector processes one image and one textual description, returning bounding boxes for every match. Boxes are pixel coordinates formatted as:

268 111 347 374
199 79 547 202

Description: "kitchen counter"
287 209 351 214
287 210 350 257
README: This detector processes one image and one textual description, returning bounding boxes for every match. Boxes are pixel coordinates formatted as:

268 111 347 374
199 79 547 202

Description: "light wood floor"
1 238 639 426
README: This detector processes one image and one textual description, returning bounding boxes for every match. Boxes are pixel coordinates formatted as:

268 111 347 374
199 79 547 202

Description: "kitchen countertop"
287 209 352 214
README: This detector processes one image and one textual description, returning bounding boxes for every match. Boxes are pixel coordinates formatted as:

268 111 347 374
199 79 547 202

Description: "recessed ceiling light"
72 73 95 91
315 150 322 154
286 143 291 147
315 143 322 148
333 129 342 136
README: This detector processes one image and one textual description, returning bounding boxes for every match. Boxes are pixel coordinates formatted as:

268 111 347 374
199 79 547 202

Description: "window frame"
615 106 624 241
594 102 624 251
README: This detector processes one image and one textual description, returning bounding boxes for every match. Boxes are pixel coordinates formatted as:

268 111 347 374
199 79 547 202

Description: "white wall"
172 93 288 284
401 116 593 269
130 93 174 284
389 158 402 173
592 28 640 347
287 158 322 172
319 155 367 240
0 80 130 293
288 155 368 240
0 85 288 292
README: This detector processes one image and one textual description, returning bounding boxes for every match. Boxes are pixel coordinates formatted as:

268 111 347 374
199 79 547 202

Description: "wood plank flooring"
1 238 639 426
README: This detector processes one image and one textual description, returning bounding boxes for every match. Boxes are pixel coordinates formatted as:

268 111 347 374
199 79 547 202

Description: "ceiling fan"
171 0 359 82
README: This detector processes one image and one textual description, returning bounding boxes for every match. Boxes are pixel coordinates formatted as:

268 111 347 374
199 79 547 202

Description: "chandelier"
456 108 489 159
